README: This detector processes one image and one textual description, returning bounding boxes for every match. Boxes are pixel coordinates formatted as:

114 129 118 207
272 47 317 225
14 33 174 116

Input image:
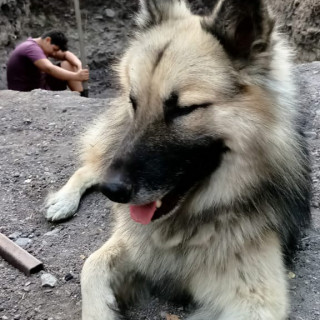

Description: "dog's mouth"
124 140 226 225
129 187 186 225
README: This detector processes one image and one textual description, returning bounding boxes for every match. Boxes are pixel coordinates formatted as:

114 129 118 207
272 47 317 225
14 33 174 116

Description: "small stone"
288 271 296 279
304 131 317 139
15 237 32 248
34 306 41 313
41 273 58 288
2 316 8 320
105 9 115 18
35 230 41 237
44 228 61 236
64 273 74 281
8 231 22 240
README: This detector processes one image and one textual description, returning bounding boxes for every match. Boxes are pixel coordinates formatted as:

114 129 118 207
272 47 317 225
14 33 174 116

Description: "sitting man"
6 30 89 93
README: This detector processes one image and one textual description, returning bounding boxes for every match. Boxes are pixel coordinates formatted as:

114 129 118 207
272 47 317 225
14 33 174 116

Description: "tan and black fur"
45 0 311 319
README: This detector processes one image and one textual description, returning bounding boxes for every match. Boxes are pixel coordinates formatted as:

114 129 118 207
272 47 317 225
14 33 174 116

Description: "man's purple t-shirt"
7 38 47 91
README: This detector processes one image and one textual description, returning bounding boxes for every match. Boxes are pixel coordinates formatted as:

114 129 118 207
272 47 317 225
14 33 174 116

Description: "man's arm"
52 51 82 71
34 58 89 81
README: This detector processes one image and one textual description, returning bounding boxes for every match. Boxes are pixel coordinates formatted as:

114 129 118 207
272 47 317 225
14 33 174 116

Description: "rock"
14 237 32 248
41 273 58 288
34 230 41 237
23 119 32 124
304 131 317 139
105 9 116 18
8 231 22 240
44 228 61 236
64 273 74 281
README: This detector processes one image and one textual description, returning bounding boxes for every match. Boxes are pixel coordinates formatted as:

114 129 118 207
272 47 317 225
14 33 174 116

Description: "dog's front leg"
187 232 288 320
81 233 130 320
45 165 101 221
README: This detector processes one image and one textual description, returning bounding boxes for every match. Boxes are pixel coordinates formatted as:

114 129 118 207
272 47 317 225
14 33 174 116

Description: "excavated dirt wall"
1 0 319 97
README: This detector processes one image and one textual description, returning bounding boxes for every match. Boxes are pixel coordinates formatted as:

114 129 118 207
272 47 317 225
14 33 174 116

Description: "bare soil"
0 62 320 320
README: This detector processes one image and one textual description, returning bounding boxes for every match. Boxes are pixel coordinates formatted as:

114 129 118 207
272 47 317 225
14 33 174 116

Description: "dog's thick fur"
45 0 311 319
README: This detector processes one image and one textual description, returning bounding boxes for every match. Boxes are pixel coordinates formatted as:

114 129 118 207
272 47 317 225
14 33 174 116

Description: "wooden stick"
0 233 43 276
74 0 89 97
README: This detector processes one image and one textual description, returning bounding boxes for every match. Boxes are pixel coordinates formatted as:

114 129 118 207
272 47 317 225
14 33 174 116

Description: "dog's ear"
136 0 191 29
202 0 274 60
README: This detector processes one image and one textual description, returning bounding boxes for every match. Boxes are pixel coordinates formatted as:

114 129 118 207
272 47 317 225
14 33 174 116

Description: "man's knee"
60 60 83 92
60 60 77 72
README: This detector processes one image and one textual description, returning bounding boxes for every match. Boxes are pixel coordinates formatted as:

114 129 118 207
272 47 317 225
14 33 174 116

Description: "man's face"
43 37 61 57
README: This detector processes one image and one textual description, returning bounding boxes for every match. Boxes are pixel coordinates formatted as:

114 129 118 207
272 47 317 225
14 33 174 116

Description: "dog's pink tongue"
130 201 157 225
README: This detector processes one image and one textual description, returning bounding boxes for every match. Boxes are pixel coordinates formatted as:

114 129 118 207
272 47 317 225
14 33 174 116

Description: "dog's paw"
44 190 81 221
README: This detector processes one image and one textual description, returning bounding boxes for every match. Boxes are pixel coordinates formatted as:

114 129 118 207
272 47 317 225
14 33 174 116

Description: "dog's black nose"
100 180 132 204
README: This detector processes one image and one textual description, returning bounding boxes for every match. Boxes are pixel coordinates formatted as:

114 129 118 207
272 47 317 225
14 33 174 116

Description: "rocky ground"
0 62 319 320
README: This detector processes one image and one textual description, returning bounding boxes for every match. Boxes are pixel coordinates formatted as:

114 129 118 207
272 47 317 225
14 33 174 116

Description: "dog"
45 0 311 319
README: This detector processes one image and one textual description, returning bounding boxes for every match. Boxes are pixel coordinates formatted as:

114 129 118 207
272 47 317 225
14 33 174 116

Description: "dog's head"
100 0 295 224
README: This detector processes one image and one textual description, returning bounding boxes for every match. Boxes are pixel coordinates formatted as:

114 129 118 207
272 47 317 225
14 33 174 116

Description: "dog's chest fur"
115 204 272 285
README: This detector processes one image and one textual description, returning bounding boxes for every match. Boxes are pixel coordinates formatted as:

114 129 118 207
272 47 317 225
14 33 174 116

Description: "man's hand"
76 69 89 81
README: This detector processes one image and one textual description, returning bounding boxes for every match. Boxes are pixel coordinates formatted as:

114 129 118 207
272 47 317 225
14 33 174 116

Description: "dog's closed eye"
164 92 212 122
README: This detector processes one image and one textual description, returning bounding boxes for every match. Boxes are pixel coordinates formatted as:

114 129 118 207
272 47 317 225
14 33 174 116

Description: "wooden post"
74 0 89 97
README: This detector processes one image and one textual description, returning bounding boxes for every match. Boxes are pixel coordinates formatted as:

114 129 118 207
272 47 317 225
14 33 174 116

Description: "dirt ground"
0 62 319 320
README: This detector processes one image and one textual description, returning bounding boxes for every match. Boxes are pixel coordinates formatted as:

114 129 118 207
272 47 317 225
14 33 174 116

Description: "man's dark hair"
41 30 68 51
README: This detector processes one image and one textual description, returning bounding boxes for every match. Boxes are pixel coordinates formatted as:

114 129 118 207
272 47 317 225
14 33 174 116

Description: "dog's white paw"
45 190 81 221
